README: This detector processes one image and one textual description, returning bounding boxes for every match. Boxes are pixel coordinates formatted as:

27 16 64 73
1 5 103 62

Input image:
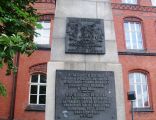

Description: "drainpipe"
8 53 20 120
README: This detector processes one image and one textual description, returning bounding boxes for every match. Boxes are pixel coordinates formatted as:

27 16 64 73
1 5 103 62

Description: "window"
129 72 150 108
34 21 50 45
151 0 156 6
124 21 143 49
29 73 46 105
122 0 137 4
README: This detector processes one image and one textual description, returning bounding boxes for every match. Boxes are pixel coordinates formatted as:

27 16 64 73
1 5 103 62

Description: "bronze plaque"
55 70 117 120
65 18 105 54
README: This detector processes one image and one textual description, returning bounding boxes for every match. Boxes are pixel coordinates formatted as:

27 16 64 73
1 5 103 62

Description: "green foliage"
0 0 39 95
0 34 37 75
0 82 7 96
0 0 39 74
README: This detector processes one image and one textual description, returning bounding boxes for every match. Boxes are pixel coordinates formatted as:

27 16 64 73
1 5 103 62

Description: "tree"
0 0 41 96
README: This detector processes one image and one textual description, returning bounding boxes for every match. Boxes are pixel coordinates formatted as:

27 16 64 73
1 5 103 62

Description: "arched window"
122 0 137 4
29 73 47 105
129 72 149 108
124 17 144 50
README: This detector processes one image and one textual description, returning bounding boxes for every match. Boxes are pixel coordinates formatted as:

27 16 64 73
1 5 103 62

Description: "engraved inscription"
65 18 105 54
55 70 117 120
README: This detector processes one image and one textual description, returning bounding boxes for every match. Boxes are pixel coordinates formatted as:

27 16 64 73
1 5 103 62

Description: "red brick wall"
33 3 55 14
0 51 50 120
119 56 156 120
13 51 50 120
29 63 47 74
112 0 156 120
0 1 55 120
0 66 13 120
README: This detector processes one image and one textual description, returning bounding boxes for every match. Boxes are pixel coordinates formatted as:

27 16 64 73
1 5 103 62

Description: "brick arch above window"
29 63 47 74
124 16 142 22
129 69 149 75
39 14 54 21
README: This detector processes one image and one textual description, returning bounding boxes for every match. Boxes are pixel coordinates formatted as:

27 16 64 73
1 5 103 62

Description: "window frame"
123 18 145 50
34 21 51 45
28 73 47 106
129 72 150 109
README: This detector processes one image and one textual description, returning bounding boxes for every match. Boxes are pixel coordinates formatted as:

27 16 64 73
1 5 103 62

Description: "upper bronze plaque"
65 18 105 54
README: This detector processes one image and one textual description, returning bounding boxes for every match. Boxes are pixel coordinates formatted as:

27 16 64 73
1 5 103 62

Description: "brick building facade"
1 0 156 120
112 0 156 120
0 1 55 120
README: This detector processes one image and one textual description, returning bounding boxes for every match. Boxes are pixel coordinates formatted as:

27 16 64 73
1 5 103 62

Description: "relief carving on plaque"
65 18 105 54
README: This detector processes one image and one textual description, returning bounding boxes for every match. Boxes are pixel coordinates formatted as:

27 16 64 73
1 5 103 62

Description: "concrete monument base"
46 0 125 120
46 62 125 120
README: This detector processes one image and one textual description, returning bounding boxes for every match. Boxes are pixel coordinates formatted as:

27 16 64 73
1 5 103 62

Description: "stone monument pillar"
46 0 125 120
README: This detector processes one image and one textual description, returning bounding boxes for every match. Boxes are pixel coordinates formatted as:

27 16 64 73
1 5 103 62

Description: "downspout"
8 53 20 120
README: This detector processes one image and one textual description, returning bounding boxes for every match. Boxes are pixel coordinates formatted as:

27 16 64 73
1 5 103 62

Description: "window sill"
125 49 146 52
25 105 45 112
118 50 156 56
36 44 51 50
133 108 154 112
121 3 138 5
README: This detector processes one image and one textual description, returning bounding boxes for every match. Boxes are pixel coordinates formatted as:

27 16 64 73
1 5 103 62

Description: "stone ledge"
25 105 45 112
36 0 55 3
37 44 51 50
133 107 154 112
118 51 156 56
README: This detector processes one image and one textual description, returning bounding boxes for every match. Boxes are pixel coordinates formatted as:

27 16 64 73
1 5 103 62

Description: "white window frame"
34 21 50 45
29 73 47 105
124 21 144 50
129 72 150 108
151 0 156 6
122 0 137 4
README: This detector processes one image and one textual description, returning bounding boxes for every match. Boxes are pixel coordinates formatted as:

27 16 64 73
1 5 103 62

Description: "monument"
46 0 125 120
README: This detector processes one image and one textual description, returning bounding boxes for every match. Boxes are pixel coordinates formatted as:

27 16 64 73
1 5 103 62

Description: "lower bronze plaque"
55 70 117 120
